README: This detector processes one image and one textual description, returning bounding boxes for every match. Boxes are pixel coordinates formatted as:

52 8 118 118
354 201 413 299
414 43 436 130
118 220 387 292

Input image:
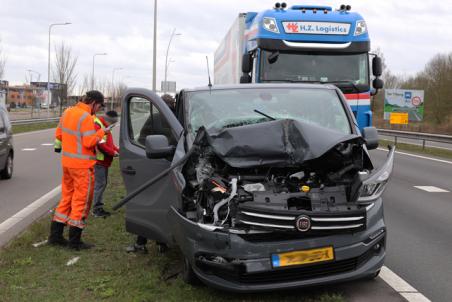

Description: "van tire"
1 153 13 179
181 256 201 286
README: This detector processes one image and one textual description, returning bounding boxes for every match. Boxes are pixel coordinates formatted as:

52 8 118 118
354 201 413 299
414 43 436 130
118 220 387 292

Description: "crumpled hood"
198 119 364 168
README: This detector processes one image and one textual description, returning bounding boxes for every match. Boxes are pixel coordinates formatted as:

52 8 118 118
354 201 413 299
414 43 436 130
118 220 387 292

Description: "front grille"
236 205 367 235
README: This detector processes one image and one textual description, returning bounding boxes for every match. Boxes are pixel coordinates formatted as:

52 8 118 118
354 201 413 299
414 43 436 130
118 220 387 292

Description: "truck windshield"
186 87 351 135
260 51 369 87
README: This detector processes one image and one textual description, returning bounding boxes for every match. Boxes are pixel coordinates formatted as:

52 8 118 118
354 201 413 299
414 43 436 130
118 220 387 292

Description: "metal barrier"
11 117 60 125
377 128 452 149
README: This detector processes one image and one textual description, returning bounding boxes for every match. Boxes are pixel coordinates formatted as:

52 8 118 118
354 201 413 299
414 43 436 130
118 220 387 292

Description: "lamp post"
47 22 71 118
111 67 123 110
152 0 157 91
92 53 107 90
164 28 181 94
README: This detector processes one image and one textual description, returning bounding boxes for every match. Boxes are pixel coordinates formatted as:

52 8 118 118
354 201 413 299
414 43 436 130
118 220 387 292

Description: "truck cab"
214 4 384 130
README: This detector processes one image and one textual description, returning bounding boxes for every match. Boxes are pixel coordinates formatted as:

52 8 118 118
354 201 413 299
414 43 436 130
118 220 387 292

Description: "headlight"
354 20 367 36
263 17 280 33
358 146 395 202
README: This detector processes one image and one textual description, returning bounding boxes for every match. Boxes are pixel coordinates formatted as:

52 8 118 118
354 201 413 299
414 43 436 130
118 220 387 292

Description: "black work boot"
48 221 68 246
92 208 111 218
68 226 95 250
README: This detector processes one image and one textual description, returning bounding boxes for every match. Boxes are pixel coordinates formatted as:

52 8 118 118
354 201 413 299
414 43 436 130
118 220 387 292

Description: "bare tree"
53 42 78 97
0 38 6 80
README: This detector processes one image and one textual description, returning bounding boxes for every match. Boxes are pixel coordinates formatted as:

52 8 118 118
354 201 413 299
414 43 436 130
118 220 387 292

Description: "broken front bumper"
168 198 386 293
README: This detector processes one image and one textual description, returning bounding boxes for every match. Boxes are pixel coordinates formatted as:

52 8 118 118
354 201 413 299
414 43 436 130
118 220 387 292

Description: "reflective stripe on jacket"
55 102 105 168
93 116 107 161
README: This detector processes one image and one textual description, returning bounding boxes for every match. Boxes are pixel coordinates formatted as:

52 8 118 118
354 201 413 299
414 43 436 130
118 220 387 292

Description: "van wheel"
1 153 13 179
181 257 201 286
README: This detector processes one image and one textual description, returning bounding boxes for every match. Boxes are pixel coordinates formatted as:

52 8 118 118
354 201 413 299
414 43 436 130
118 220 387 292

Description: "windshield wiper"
254 109 276 121
320 80 361 92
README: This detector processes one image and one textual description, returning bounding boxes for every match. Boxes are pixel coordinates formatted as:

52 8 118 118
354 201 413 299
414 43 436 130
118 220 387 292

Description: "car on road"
0 104 13 179
118 84 395 292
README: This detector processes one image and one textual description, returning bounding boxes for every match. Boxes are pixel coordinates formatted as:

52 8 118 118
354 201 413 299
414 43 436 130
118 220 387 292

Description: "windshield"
260 51 369 86
186 88 351 135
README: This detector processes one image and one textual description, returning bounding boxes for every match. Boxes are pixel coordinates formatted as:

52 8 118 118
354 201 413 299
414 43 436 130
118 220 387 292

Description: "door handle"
122 166 136 175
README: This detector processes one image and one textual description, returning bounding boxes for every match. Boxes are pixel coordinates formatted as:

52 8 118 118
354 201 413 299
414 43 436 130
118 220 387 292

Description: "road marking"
0 186 61 232
377 148 452 165
414 186 450 193
380 266 431 302
41 143 54 146
66 256 80 266
22 148 37 151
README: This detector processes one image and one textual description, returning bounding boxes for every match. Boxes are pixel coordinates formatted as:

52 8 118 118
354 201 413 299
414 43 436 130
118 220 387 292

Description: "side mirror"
373 78 384 89
242 53 253 73
372 56 383 77
145 135 175 159
362 127 379 150
240 74 252 83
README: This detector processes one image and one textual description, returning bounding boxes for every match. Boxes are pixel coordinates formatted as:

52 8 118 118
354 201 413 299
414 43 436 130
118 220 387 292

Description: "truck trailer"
214 3 384 130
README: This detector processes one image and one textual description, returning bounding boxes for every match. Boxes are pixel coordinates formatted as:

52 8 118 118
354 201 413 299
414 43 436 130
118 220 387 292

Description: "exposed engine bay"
181 120 376 233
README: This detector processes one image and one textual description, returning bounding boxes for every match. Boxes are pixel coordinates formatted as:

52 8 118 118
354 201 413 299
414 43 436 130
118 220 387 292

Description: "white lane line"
377 148 452 165
22 148 37 151
414 186 450 193
380 266 431 302
41 143 54 146
0 186 61 232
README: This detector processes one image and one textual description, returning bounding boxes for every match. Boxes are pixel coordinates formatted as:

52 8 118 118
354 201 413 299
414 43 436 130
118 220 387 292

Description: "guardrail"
377 128 452 149
11 117 60 125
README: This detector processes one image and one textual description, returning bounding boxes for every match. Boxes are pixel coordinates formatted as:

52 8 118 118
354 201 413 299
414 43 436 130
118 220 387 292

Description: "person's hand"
104 124 114 134
113 151 119 157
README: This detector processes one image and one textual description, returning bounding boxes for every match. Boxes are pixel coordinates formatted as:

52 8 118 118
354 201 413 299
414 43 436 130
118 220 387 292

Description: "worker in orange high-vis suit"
49 90 110 250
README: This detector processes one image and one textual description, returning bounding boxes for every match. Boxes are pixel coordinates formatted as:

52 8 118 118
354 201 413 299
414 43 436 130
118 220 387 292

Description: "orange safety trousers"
53 167 95 229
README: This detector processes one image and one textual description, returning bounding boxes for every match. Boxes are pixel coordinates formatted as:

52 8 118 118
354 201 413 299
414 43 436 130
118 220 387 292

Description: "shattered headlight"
354 20 367 36
263 17 280 33
358 146 395 202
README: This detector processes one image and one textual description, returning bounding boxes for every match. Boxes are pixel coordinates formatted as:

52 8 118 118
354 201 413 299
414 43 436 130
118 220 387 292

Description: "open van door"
119 88 183 244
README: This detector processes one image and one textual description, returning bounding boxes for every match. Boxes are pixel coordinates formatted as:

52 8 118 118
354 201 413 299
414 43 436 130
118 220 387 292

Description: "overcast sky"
1 0 451 93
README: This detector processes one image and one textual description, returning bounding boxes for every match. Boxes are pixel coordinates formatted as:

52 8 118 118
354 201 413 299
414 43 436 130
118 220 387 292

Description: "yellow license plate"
271 246 334 268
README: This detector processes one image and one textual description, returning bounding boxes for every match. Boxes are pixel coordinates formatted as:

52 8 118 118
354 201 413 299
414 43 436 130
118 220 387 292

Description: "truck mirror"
240 74 252 83
145 135 175 159
372 56 383 77
372 78 384 90
362 127 379 150
242 53 253 73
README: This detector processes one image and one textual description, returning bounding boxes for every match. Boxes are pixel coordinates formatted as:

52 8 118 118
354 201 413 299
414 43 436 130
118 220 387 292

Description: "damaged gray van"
117 84 394 292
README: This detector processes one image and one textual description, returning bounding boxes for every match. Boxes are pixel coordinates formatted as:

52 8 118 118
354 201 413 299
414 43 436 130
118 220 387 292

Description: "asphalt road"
370 148 452 302
0 128 62 223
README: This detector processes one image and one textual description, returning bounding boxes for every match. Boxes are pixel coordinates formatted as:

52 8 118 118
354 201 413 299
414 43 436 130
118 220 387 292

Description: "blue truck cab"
214 3 384 130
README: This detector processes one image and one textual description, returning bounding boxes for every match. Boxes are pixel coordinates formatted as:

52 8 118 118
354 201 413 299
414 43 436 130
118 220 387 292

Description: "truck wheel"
1 153 13 179
181 257 201 286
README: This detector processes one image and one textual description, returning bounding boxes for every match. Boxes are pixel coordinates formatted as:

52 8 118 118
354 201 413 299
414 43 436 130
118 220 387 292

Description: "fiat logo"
295 215 311 232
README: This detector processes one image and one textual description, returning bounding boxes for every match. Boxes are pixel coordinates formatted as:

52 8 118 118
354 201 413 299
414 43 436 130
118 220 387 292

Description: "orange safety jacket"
55 102 105 168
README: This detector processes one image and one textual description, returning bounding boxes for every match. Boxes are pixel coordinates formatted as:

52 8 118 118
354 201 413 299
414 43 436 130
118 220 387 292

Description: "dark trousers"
93 164 108 210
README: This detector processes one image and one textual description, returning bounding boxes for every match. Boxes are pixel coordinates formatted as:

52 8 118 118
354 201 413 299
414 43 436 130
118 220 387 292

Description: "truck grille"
236 206 366 234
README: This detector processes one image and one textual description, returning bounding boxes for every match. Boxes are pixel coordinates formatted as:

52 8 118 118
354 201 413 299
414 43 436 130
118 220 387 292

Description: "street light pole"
152 0 157 92
164 28 181 94
91 53 107 90
111 67 123 110
47 22 71 118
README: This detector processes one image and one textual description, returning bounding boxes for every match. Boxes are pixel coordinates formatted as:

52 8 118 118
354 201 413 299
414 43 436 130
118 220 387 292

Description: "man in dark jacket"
92 110 119 217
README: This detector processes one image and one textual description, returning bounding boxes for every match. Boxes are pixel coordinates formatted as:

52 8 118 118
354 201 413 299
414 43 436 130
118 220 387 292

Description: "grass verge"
380 139 452 160
12 122 58 135
0 161 344 302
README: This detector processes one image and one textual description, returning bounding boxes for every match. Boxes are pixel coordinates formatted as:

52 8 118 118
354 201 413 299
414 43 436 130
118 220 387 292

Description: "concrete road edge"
0 186 61 248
